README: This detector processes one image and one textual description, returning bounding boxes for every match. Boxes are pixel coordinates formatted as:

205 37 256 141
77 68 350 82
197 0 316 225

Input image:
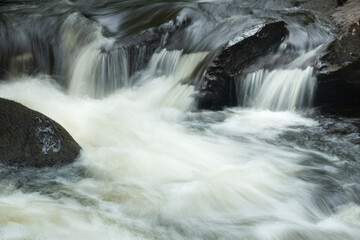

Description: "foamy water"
0 67 359 239
1 1 360 239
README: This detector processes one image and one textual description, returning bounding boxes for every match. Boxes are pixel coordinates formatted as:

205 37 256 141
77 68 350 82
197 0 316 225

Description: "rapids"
0 0 360 240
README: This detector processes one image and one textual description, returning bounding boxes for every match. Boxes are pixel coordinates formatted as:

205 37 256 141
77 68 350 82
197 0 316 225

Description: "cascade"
236 66 316 111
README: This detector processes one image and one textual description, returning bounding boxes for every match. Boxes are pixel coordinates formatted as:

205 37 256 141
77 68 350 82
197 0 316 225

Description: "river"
0 0 359 239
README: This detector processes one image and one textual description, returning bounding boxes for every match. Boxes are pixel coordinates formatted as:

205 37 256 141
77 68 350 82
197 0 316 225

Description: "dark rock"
0 98 81 168
100 15 193 81
337 0 348 6
315 0 360 116
196 21 288 110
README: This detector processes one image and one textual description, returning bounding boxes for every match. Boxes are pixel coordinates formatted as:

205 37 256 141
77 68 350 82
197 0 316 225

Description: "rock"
302 0 339 15
0 98 81 168
337 0 349 6
301 0 348 15
315 0 360 115
196 21 288 110
101 14 193 78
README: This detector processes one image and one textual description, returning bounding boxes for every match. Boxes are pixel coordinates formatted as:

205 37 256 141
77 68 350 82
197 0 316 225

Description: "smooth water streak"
236 66 316 111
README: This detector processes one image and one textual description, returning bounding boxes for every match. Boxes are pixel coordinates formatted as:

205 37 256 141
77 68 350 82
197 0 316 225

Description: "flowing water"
0 0 360 239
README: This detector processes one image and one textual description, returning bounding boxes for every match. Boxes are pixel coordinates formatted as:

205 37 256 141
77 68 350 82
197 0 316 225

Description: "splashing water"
0 1 360 240
1 73 359 239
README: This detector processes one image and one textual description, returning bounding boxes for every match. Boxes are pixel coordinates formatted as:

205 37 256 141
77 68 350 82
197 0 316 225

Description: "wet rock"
0 98 81 168
101 15 192 80
302 0 339 15
315 0 360 116
196 21 288 110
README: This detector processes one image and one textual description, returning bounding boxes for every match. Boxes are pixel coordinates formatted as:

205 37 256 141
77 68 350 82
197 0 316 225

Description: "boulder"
0 98 81 168
196 21 288 110
314 0 360 115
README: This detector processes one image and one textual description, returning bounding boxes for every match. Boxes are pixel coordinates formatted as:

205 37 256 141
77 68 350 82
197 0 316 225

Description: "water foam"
0 75 359 239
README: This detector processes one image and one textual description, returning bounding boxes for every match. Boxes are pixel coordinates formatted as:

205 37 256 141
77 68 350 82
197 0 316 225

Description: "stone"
302 0 339 15
0 98 81 168
196 21 288 110
315 0 360 115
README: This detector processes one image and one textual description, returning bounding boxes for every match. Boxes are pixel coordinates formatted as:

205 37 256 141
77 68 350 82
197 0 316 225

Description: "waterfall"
62 14 154 98
236 66 316 111
68 45 208 110
134 49 209 111
68 44 131 98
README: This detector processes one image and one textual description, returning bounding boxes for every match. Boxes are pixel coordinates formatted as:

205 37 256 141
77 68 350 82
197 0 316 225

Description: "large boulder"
0 98 81 168
196 21 288 110
314 0 360 115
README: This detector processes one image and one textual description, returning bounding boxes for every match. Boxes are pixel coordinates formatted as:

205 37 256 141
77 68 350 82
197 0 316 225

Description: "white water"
0 48 360 239
236 67 316 111
235 45 325 111
235 44 324 111
63 13 151 98
0 9 359 240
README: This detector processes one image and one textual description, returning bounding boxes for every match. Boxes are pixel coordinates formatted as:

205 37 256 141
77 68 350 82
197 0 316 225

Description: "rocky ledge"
196 21 288 110
310 0 360 115
0 98 81 168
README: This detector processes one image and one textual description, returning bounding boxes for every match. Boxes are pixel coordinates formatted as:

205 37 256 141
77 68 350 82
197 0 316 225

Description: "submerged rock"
196 21 288 110
0 98 81 168
314 0 360 115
